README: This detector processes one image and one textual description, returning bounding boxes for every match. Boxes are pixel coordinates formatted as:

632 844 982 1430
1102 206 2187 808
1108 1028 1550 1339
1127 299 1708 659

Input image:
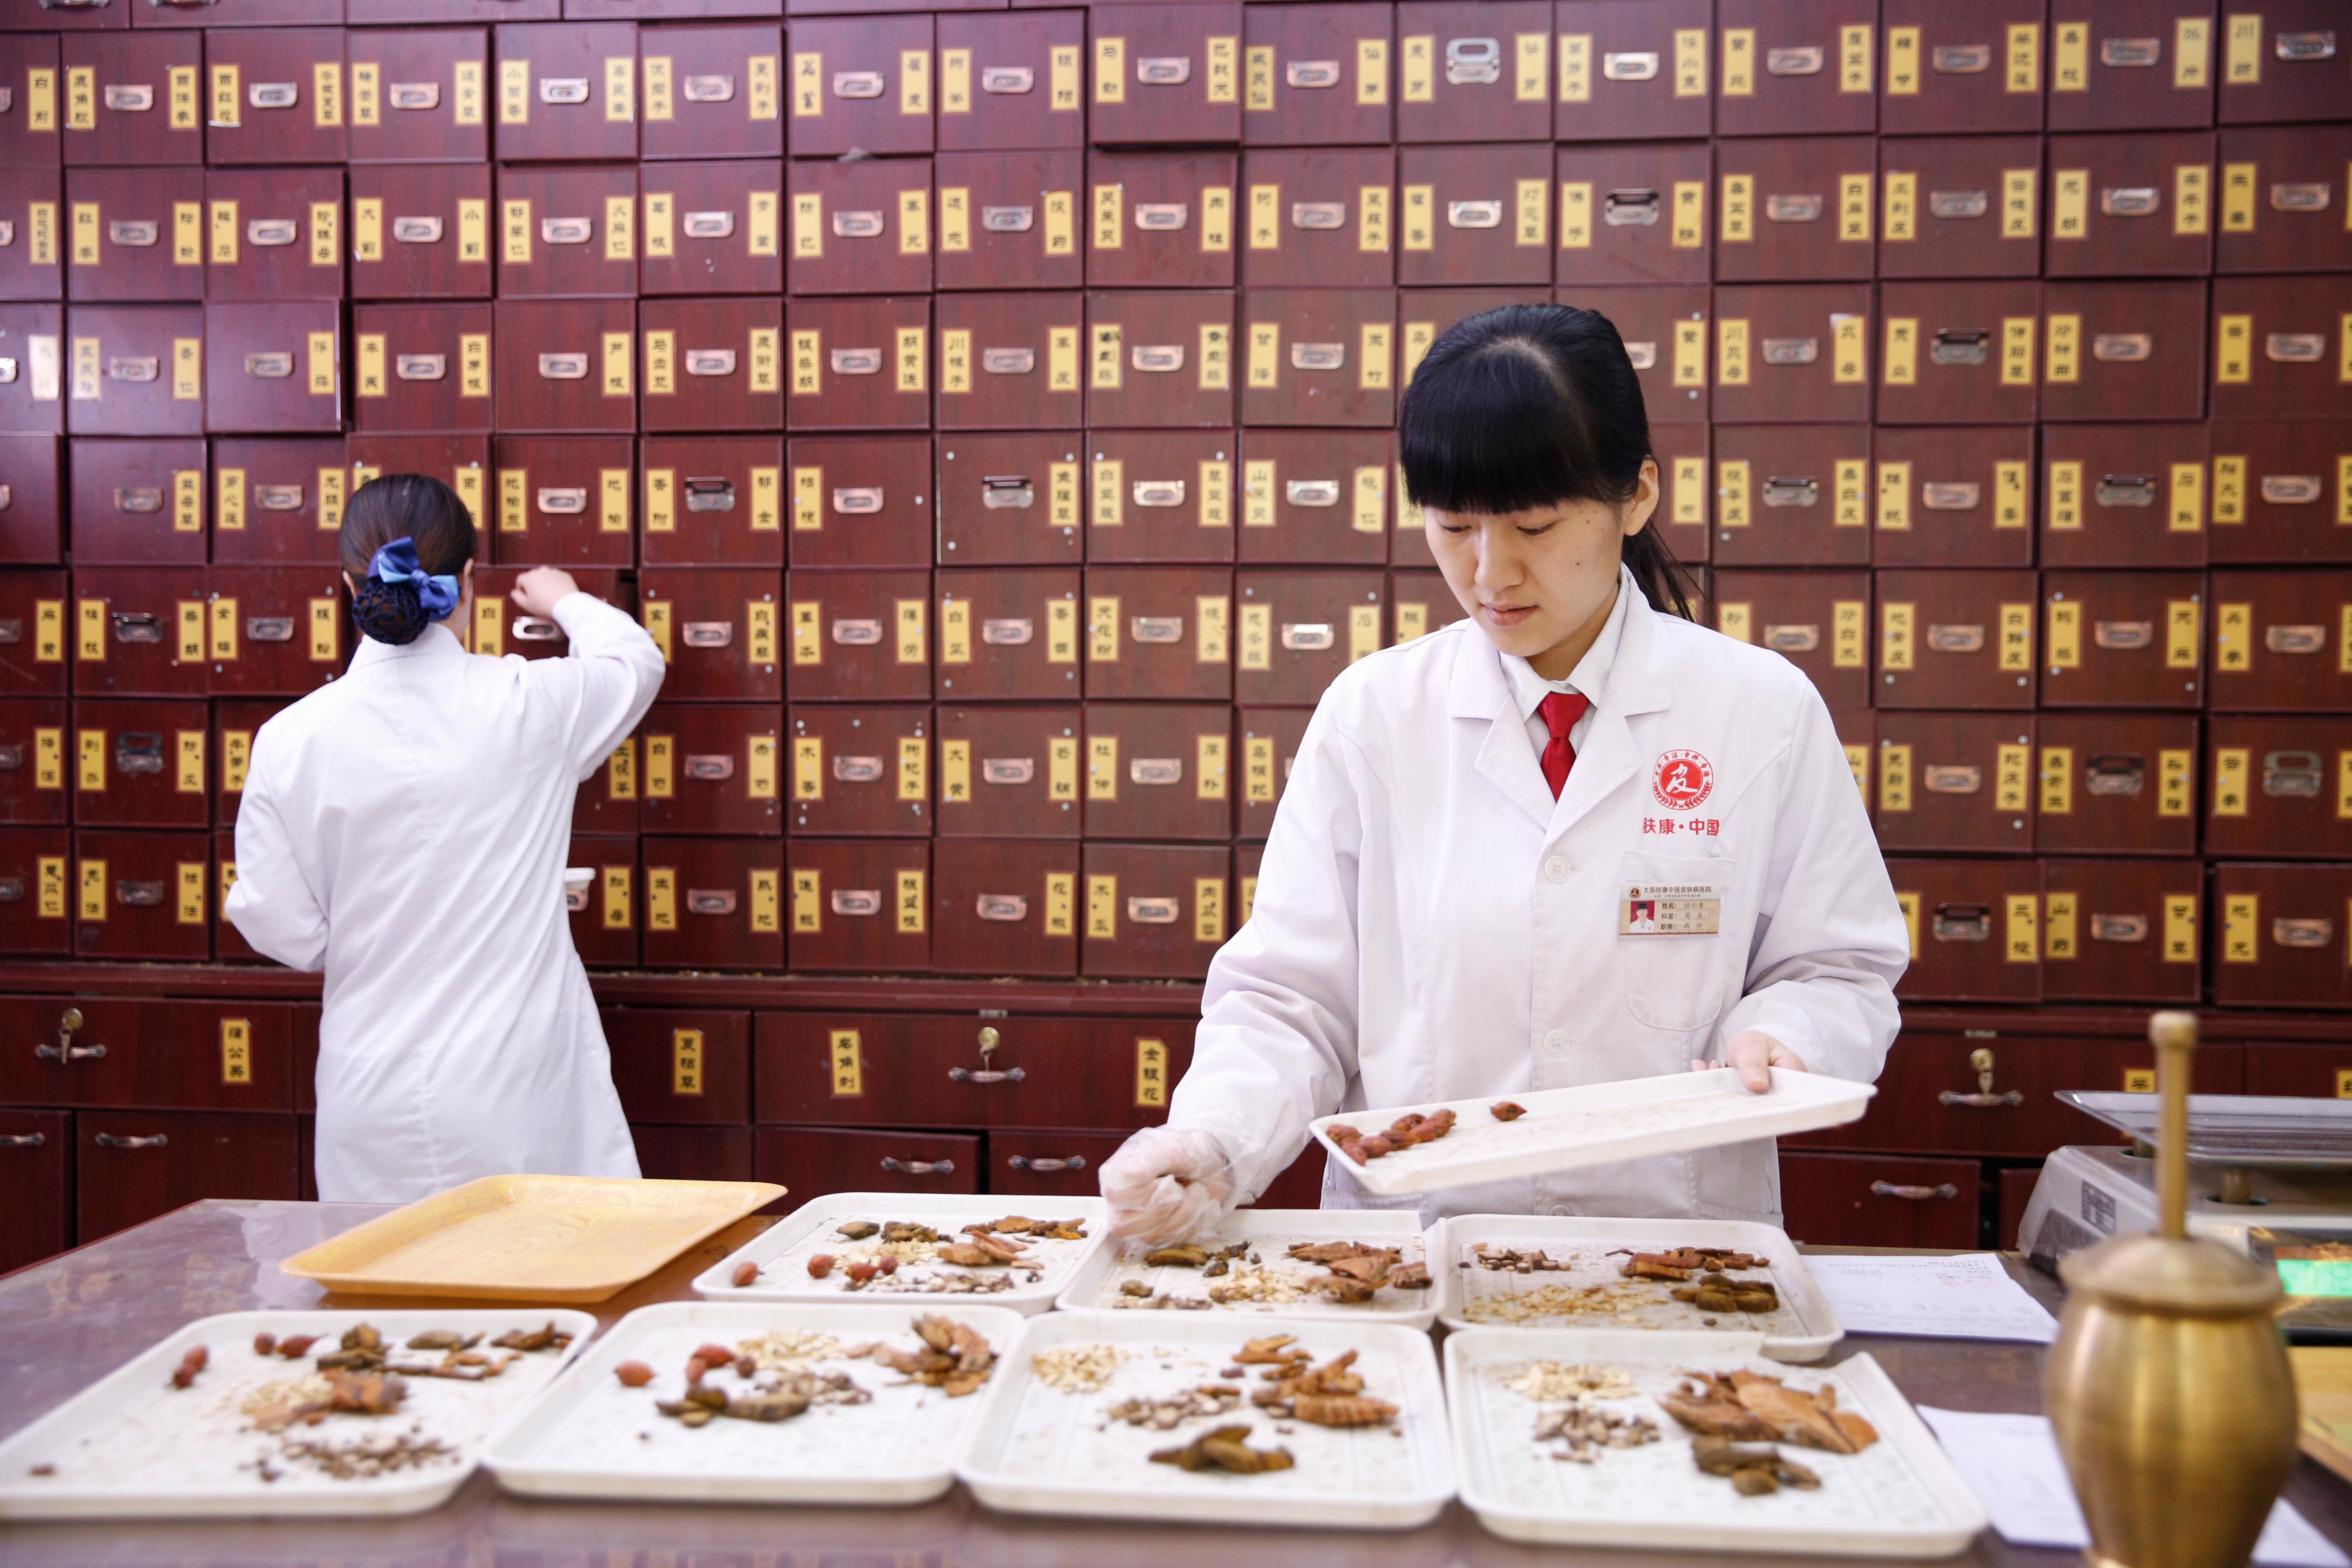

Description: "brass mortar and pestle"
2046 1011 2301 1568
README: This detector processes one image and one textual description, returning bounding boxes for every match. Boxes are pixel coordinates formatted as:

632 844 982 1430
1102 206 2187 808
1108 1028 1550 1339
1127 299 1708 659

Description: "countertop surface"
0 1198 2341 1566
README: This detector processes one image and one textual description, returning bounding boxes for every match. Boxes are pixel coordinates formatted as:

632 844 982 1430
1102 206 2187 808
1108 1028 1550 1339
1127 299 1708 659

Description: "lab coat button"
1544 856 1570 883
1541 1029 1570 1056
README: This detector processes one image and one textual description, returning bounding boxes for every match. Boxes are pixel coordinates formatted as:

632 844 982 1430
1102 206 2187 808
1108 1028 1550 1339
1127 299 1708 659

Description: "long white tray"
692 1192 1109 1318
0 1307 595 1519
1436 1215 1842 1362
482 1300 1027 1505
958 1310 1454 1529
1310 1067 1875 1197
1054 1208 1446 1330
1446 1328 1987 1557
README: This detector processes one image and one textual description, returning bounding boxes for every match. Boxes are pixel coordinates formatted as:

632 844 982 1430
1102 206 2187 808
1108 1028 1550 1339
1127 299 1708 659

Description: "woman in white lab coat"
1101 304 1909 1239
227 474 666 1203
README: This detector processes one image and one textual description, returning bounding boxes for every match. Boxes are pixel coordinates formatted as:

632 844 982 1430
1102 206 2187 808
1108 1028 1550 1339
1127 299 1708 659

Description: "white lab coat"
1175 566 1907 1228
226 592 665 1203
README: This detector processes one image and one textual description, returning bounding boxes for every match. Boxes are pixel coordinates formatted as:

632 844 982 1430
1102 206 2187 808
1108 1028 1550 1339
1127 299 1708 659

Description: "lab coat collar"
347 619 470 673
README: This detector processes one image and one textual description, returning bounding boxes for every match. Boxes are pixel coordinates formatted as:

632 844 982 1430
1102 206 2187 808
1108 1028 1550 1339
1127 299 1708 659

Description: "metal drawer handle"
1130 345 1185 373
879 1156 955 1174
541 217 592 245
0 876 20 901
1007 1153 1085 1172
2264 625 2326 655
113 612 164 644
247 218 297 247
1925 623 1986 654
2265 333 2326 363
1762 624 1819 653
103 85 154 113
0 482 9 508
1932 904 1991 942
1928 189 1988 220
2271 183 2331 212
980 757 1033 785
829 888 882 917
1871 1180 1959 1200
1922 482 1980 511
2085 754 2146 796
1762 476 1818 508
832 755 884 783
94 1132 168 1149
1131 616 1183 644
1134 203 1189 232
109 357 159 383
1622 340 1658 370
680 621 733 648
2100 36 2161 67
683 753 736 782
1602 51 1659 81
2092 619 2152 650
33 1009 98 1063
1604 189 1661 226
1764 192 1822 224
2263 749 2324 797
512 616 560 642
254 484 304 511
248 82 298 110
980 619 1033 646
1933 43 1992 72
0 1132 43 1148
538 352 588 380
831 487 882 514
1132 480 1185 508
114 487 164 514
831 619 882 646
975 893 1027 921
539 78 590 105
1285 59 1340 89
0 746 19 770
2100 187 2159 218
682 74 735 102
2261 474 2322 504
685 889 737 915
831 210 884 239
833 71 886 99
981 67 1033 95
2091 334 2152 363
1136 56 1193 86
2276 30 2336 60
1130 757 1183 786
1290 341 1345 371
830 348 882 375
1291 202 1345 229
1938 1090 2022 1107
1280 622 1334 652
949 1063 1025 1084
980 205 1033 233
107 220 159 248
245 352 294 379
1767 46 1825 76
535 487 587 515
1285 479 1339 508
0 621 20 646
684 349 736 377
682 210 735 240
2276 918 2335 948
2090 913 2149 943
1127 896 1180 924
0 229 9 252
684 478 734 512
982 347 1034 375
115 732 164 774
1922 765 1981 794
2096 474 2156 507
116 880 165 907
1445 38 1500 85
1446 200 1502 229
1759 337 1817 366
392 216 443 244
245 616 294 643
1930 330 1989 366
388 81 440 110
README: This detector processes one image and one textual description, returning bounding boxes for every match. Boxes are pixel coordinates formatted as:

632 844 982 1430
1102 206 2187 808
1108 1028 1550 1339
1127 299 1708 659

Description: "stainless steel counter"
0 1200 2341 1566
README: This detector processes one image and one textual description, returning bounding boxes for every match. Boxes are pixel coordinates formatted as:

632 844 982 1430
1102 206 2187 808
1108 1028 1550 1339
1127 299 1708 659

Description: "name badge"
1621 880 1721 935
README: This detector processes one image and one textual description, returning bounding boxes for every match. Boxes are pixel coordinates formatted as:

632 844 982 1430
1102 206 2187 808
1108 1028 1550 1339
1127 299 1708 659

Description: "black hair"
339 473 477 647
1397 303 1699 621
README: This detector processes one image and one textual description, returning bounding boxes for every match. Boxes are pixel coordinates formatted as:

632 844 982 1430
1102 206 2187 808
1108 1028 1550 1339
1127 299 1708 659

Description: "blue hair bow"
368 536 462 622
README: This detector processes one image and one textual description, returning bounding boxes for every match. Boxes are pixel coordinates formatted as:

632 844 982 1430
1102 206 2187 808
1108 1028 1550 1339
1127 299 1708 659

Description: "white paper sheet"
1802 1251 2060 1343
1918 1407 2349 1568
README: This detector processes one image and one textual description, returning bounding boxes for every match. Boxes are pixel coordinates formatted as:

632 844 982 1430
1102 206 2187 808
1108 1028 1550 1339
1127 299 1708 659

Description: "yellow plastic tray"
2294 1346 2352 1487
279 1175 786 1303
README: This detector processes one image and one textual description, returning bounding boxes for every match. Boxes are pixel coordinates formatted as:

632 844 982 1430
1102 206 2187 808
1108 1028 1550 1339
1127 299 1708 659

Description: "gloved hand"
1692 1029 1808 1094
1099 1125 1237 1245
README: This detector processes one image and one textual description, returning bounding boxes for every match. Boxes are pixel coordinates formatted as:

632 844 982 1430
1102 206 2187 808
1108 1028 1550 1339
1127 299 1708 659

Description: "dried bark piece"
1150 1425 1295 1474
836 1221 879 1241
1291 1394 1398 1428
1234 1335 1298 1363
1388 1262 1432 1290
1143 1245 1209 1267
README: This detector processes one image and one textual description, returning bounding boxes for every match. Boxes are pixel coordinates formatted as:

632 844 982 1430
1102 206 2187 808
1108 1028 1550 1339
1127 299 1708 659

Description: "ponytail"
338 474 476 647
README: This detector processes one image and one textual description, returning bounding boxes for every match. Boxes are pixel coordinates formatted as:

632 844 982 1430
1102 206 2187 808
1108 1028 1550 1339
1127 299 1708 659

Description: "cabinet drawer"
604 1007 751 1126
631 1124 757 1189
755 1126 979 1200
0 996 296 1111
2248 1044 2352 1098
1778 1151 1981 1249
75 1109 299 1247
989 1127 1132 1198
1998 1165 2043 1253
0 1107 67 1275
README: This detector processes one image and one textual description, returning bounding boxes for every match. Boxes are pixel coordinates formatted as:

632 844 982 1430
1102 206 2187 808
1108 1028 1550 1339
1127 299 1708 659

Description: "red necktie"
1539 691 1590 800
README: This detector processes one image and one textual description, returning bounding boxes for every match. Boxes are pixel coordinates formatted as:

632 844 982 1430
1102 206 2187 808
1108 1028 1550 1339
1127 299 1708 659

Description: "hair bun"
351 577 430 646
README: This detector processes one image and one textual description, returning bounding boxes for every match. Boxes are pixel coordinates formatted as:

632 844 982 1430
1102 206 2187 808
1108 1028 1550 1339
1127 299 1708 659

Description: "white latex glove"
1099 1126 1236 1245
1693 1029 1808 1094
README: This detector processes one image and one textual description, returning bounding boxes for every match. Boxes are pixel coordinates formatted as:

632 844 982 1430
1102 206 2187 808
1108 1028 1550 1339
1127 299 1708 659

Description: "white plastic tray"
1446 1328 1987 1557
0 1307 595 1519
1310 1067 1876 1197
1054 1209 1446 1330
1436 1215 1842 1362
958 1310 1455 1529
481 1300 1027 1505
692 1192 1109 1318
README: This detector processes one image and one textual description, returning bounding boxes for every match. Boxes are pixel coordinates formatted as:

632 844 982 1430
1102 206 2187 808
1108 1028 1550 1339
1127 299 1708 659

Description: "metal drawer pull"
980 758 1033 785
2092 619 2153 650
832 755 884 783
0 483 9 508
34 1008 95 1063
683 478 734 512
114 487 164 514
113 612 164 644
1872 1180 1959 1200
245 617 294 643
2100 36 2161 67
1922 482 1981 511
831 619 882 646
248 82 298 110
1130 345 1185 373
116 732 164 774
1285 59 1341 89
980 619 1033 646
981 67 1033 95
535 487 587 515
981 475 1033 509
830 348 882 375
1939 1089 2022 1107
949 1062 1025 1084
682 211 735 240
1291 202 1345 229
2265 333 2326 363
1280 622 1334 652
2096 474 2156 507
1291 342 1345 370
116 880 165 907
1924 623 1985 653
0 229 10 251
680 621 734 648
2091 913 2149 943
253 483 306 512
1930 330 1989 365
1767 45 1825 75
2276 918 2335 947
538 352 589 380
1446 200 1502 229
103 85 154 113
2272 183 2331 212
1933 43 1993 72
1444 38 1500 85
1131 480 1185 507
94 1133 168 1149
541 217 592 245
1928 189 1989 220
1131 616 1184 644
2265 625 2325 655
1759 337 1817 365
982 347 1035 375
2100 187 2159 218
1762 624 1819 653
108 220 159 247
1933 904 1991 942
2085 755 2146 796
1134 203 1189 231
682 74 735 102
388 82 440 110
1007 1153 1085 1172
247 219 297 247
1604 189 1661 226
1127 896 1180 924
2263 750 2324 797
1602 51 1659 81
976 893 1028 921
0 622 21 646
2276 30 2336 60
833 71 885 98
684 889 737 916
1922 765 1982 794
1764 193 1823 223
1761 476 1817 508
0 1133 42 1149
683 753 735 782
1622 341 1658 370
980 205 1033 232
1136 56 1193 86
1286 479 1339 508
1130 757 1183 786
684 349 736 377
0 876 20 901
512 617 560 641
879 1156 955 1175
539 78 590 105
831 487 883 514
831 210 884 238
2091 333 2152 362
245 352 294 379
392 216 443 244
2260 474 2322 504
0 746 18 770
829 889 882 917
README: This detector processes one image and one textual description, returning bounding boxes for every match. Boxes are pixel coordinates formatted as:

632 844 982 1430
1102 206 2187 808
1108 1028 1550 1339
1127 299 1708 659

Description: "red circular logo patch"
1653 750 1714 811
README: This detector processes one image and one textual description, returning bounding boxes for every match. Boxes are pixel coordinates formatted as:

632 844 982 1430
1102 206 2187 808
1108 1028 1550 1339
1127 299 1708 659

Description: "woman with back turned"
227 474 666 1203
